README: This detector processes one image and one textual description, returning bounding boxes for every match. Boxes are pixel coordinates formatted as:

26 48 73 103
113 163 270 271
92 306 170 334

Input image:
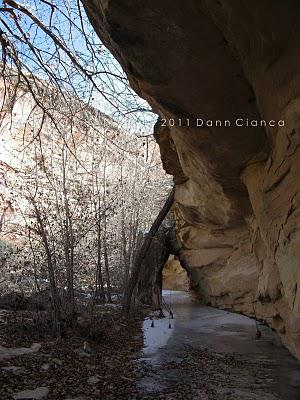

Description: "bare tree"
0 1 173 325
123 186 175 315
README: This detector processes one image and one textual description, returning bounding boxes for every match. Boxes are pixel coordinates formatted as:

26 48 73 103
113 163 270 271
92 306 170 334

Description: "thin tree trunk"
96 211 105 302
121 208 130 290
31 200 61 331
62 149 75 319
102 138 112 303
28 228 40 293
123 186 175 315
103 225 112 302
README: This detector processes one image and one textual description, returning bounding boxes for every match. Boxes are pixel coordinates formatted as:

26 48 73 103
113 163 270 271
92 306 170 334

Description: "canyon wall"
82 0 300 358
162 255 189 292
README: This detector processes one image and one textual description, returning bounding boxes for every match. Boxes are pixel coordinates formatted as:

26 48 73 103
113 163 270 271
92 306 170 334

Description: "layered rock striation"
83 0 300 358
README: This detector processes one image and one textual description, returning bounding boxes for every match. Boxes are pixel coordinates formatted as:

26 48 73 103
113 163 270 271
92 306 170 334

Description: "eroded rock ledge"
82 0 300 358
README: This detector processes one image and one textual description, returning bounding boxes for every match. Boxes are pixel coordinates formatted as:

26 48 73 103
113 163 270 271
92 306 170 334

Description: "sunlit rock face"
162 255 189 292
83 0 300 358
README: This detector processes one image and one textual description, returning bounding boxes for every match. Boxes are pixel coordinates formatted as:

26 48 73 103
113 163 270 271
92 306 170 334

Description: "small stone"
87 375 100 385
74 348 91 358
41 363 50 371
83 341 93 355
2 366 26 374
13 386 49 399
0 343 41 360
52 358 63 366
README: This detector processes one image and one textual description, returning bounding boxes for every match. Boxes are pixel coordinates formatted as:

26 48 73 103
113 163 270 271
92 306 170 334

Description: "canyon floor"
135 291 300 400
0 305 143 400
1 292 300 399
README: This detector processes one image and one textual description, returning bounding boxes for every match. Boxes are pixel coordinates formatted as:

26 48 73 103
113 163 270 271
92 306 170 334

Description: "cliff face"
162 255 189 292
82 0 300 358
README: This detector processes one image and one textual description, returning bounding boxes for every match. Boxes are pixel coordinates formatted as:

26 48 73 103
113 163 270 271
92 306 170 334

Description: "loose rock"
13 386 49 399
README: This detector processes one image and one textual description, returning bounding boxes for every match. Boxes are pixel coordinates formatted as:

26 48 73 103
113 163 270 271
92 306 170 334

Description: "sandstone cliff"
162 255 189 292
82 0 300 359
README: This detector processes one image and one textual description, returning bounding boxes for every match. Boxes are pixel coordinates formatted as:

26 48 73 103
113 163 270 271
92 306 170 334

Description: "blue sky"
0 0 156 135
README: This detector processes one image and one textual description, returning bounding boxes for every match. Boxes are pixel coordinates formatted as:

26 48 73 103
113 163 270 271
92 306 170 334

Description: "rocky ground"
132 344 282 400
1 304 299 400
0 306 144 400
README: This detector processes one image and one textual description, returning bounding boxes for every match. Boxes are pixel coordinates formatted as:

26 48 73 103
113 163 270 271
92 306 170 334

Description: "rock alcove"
82 0 300 359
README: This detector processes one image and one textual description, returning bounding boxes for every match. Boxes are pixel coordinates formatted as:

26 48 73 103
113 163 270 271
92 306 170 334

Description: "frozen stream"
137 290 300 399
